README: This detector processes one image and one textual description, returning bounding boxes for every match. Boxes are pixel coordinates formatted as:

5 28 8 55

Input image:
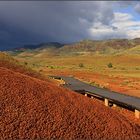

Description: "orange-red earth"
0 66 140 139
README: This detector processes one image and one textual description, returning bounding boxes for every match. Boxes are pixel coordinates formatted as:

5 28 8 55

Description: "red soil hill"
0 67 140 139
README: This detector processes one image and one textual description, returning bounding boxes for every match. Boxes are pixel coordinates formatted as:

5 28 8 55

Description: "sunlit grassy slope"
123 45 140 54
0 52 45 80
13 53 140 78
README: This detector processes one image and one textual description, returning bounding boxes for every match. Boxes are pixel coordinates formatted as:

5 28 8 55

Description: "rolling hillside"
8 38 140 57
59 39 135 53
58 38 140 55
123 45 140 54
0 52 45 80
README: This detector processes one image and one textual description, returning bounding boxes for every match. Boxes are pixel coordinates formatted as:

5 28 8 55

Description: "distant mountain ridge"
10 38 140 55
15 42 63 50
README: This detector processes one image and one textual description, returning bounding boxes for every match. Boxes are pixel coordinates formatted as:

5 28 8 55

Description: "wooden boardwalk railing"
50 76 140 119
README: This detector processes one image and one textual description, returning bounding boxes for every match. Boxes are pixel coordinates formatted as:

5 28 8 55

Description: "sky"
0 1 140 50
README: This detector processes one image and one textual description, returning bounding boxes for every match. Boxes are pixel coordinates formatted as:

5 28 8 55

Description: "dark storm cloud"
0 1 115 50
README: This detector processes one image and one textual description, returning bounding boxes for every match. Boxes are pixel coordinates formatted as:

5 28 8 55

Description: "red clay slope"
0 67 140 140
0 59 45 81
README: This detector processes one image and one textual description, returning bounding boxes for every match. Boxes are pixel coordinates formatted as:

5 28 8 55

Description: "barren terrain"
1 66 140 139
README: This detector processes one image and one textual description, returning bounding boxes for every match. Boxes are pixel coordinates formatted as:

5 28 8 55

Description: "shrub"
50 66 54 69
121 67 126 70
79 63 84 68
24 62 28 65
107 63 113 68
90 82 100 87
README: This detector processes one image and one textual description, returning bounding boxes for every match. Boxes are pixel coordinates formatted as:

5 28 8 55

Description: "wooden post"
85 93 87 97
91 96 94 99
105 98 109 106
113 104 117 107
135 109 140 119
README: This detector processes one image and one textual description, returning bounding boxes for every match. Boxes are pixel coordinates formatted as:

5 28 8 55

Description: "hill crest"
10 38 140 55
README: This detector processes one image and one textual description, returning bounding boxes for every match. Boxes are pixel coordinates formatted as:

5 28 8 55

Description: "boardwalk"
50 76 140 118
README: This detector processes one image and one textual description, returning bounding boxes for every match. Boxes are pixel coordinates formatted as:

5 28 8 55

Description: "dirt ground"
1 67 140 139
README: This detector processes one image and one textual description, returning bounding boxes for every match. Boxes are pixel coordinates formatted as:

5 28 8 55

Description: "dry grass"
13 53 140 97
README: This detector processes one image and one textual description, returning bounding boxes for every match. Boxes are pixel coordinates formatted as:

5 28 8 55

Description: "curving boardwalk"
50 76 140 118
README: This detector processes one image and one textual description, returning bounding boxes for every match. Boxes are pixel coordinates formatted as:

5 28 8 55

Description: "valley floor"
15 54 140 98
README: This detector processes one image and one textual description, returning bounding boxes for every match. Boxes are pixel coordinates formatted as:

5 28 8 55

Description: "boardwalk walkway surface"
51 76 140 112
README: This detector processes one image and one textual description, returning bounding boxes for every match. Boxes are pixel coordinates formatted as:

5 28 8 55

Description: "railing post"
135 109 140 119
113 104 117 107
91 96 94 99
105 98 109 106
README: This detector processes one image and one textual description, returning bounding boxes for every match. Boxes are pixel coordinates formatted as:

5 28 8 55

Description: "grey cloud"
0 1 115 49
0 1 140 48
112 26 118 30
0 1 138 50
135 3 140 14
91 30 128 40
